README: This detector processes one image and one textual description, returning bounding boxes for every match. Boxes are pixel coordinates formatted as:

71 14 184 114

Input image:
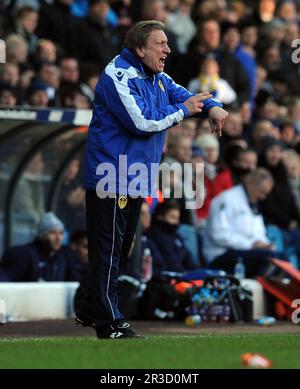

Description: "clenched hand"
208 106 229 137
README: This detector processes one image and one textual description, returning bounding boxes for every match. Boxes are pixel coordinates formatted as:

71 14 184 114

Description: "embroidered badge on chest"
118 195 128 209
158 80 165 92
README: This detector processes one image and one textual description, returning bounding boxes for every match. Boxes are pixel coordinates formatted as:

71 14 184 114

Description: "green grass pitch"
0 334 300 369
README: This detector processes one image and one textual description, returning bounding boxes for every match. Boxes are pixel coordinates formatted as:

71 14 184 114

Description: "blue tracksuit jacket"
84 48 222 196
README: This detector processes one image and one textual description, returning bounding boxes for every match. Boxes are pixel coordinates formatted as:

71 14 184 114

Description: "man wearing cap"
0 212 79 282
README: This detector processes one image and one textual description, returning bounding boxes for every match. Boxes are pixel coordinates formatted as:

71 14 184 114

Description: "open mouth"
159 57 167 66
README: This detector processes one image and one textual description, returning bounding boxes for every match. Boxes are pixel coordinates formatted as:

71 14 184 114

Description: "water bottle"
141 248 153 282
256 317 276 326
234 257 245 280
185 315 202 327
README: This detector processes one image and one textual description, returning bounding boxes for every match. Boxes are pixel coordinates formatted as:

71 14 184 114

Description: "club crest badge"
118 195 128 209
158 80 165 92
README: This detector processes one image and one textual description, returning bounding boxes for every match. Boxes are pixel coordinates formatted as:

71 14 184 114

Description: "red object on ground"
241 353 272 368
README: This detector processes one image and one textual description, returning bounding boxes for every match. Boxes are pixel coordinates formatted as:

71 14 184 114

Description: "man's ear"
135 47 145 58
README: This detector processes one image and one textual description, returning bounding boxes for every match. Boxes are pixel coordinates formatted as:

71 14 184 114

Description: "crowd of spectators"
0 0 300 280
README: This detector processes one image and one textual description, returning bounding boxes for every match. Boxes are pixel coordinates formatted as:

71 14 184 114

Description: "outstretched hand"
183 92 213 116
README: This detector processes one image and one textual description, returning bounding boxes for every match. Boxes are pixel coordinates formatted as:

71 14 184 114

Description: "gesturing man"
78 20 228 339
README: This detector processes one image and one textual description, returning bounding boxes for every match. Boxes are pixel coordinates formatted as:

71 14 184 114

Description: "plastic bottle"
141 248 153 282
241 353 272 368
234 257 246 280
185 315 202 326
256 317 276 326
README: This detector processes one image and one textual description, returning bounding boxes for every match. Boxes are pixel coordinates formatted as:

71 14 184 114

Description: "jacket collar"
120 48 156 78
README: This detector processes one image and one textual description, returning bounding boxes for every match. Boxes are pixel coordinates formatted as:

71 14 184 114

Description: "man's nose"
164 44 171 54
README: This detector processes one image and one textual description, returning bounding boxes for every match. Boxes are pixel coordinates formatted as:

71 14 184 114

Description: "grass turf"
0 334 300 369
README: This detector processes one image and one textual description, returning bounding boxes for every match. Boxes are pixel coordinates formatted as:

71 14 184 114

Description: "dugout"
0 107 92 257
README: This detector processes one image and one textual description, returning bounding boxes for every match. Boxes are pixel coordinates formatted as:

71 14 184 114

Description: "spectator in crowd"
147 201 197 274
35 61 60 105
68 229 89 278
18 64 35 94
61 86 91 109
283 149 300 214
14 152 46 221
0 63 20 87
217 23 251 108
0 83 18 106
195 133 233 226
162 132 197 224
281 120 299 149
13 6 39 55
219 109 244 158
56 158 85 233
166 0 196 54
26 79 49 107
59 57 79 85
36 0 78 50
68 0 121 70
34 39 57 64
139 201 165 279
187 55 237 105
171 18 221 86
0 212 79 282
5 33 28 66
204 168 278 277
258 136 300 230
251 119 281 149
230 147 258 184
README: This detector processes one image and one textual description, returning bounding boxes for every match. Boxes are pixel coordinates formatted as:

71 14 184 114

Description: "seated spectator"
251 119 281 149
195 133 233 226
35 61 60 105
34 39 57 64
230 148 258 184
61 86 91 109
26 79 49 107
5 33 28 66
0 63 20 87
0 83 18 107
219 110 244 159
36 0 78 50
59 57 79 86
281 120 299 149
0 212 79 282
283 149 300 214
67 0 120 70
203 168 280 278
162 132 195 224
166 0 196 54
56 158 85 232
13 6 39 56
258 136 300 229
68 230 88 279
147 201 197 274
187 55 237 105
